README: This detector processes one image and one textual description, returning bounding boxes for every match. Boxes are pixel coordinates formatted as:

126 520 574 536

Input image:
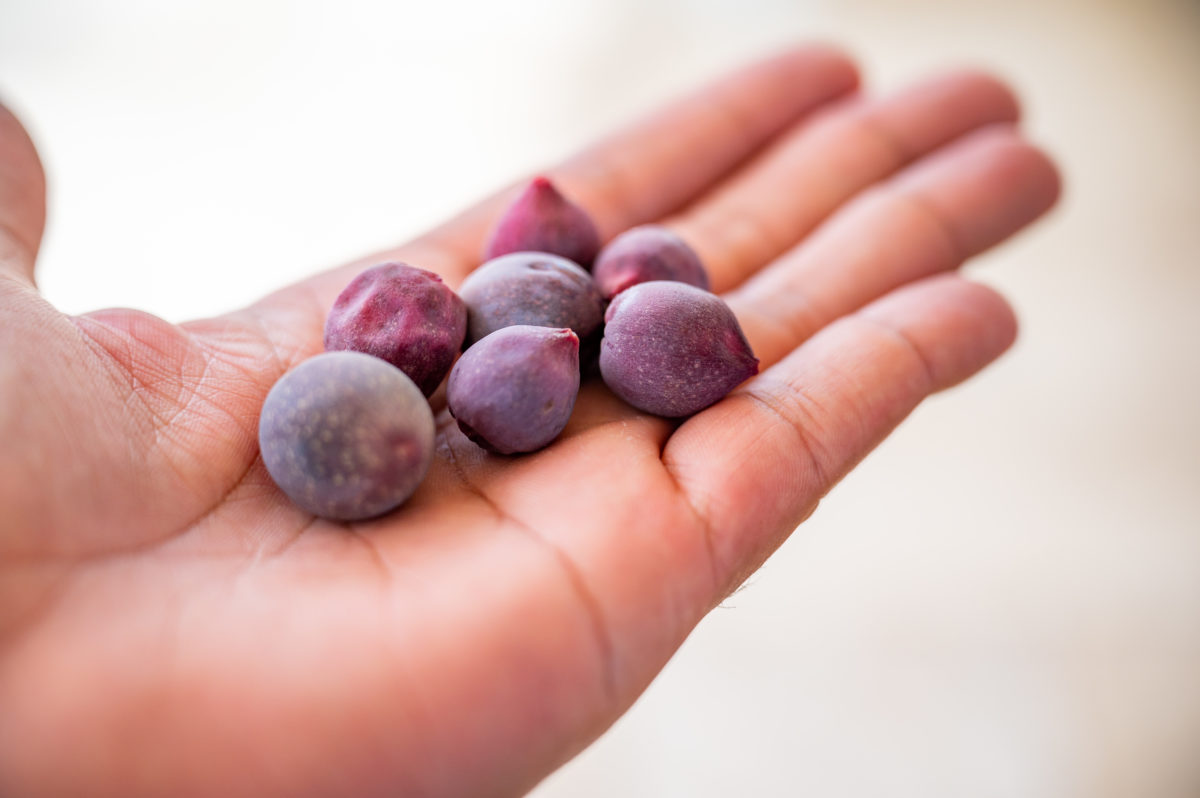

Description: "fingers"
430 44 859 273
663 275 1018 596
274 45 860 316
0 100 47 288
670 70 1022 292
554 45 860 242
728 126 1061 366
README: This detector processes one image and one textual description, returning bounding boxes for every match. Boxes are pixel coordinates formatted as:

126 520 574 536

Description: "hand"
0 46 1059 797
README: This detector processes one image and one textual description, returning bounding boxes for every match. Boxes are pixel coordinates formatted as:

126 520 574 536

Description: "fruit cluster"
258 177 758 520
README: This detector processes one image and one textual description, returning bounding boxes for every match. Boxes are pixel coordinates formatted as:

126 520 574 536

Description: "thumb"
0 98 47 288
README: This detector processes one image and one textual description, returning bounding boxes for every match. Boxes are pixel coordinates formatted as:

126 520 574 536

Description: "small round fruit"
592 225 709 299
323 261 467 397
447 326 580 454
599 281 759 418
458 252 604 347
258 351 435 520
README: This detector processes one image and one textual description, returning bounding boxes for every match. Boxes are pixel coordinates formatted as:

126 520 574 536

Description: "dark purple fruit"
482 176 602 267
258 351 435 520
592 225 709 299
447 326 580 454
323 262 467 397
599 281 759 418
458 252 604 347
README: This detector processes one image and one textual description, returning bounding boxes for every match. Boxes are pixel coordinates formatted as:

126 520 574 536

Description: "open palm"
0 47 1059 797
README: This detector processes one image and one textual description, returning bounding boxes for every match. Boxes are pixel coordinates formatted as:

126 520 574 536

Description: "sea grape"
592 225 709 299
482 176 601 267
599 281 758 418
458 252 604 347
258 351 435 520
447 325 580 454
323 262 467 397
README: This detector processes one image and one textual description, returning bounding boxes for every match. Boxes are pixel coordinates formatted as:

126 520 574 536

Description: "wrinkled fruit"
259 351 435 520
592 224 709 299
458 251 604 347
323 261 467 397
447 325 580 454
482 176 602 267
599 281 759 418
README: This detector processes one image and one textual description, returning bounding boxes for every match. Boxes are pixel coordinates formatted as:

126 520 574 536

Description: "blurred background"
2 0 1197 795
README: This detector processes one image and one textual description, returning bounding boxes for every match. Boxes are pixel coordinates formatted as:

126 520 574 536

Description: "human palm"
0 48 1058 796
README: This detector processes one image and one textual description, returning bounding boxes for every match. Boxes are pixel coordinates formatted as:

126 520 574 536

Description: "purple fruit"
323 262 467 397
592 224 710 299
599 281 759 418
447 326 580 454
458 252 605 347
482 176 602 267
258 351 435 520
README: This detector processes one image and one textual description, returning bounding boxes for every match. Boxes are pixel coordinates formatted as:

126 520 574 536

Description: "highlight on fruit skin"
482 176 602 268
591 224 710 299
599 281 759 418
458 251 605 347
258 351 436 521
447 325 581 455
323 262 467 397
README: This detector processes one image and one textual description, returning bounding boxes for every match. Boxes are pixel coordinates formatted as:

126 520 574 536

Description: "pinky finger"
663 274 1018 598
0 100 46 287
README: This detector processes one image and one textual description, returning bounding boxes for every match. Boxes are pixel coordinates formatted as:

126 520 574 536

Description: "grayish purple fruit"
458 252 604 347
599 281 759 418
323 262 467 397
258 351 435 520
447 325 580 454
592 225 709 299
483 176 602 267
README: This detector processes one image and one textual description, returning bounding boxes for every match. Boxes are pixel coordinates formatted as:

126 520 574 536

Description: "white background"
2 1 1198 796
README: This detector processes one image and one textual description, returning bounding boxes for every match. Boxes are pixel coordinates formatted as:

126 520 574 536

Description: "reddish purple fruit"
323 262 467 397
258 351 436 521
447 326 580 454
483 176 602 267
592 225 710 299
599 281 759 418
458 252 604 347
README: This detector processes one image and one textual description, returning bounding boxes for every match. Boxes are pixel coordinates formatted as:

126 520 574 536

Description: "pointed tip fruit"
599 281 758 418
483 177 602 267
447 325 581 454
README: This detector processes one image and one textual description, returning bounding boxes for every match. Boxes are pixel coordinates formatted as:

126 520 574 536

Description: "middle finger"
668 70 1022 292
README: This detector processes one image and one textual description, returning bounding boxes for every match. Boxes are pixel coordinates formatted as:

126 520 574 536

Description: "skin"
0 46 1060 797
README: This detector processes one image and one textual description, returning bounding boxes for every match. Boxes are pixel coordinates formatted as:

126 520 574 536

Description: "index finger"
254 45 859 322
